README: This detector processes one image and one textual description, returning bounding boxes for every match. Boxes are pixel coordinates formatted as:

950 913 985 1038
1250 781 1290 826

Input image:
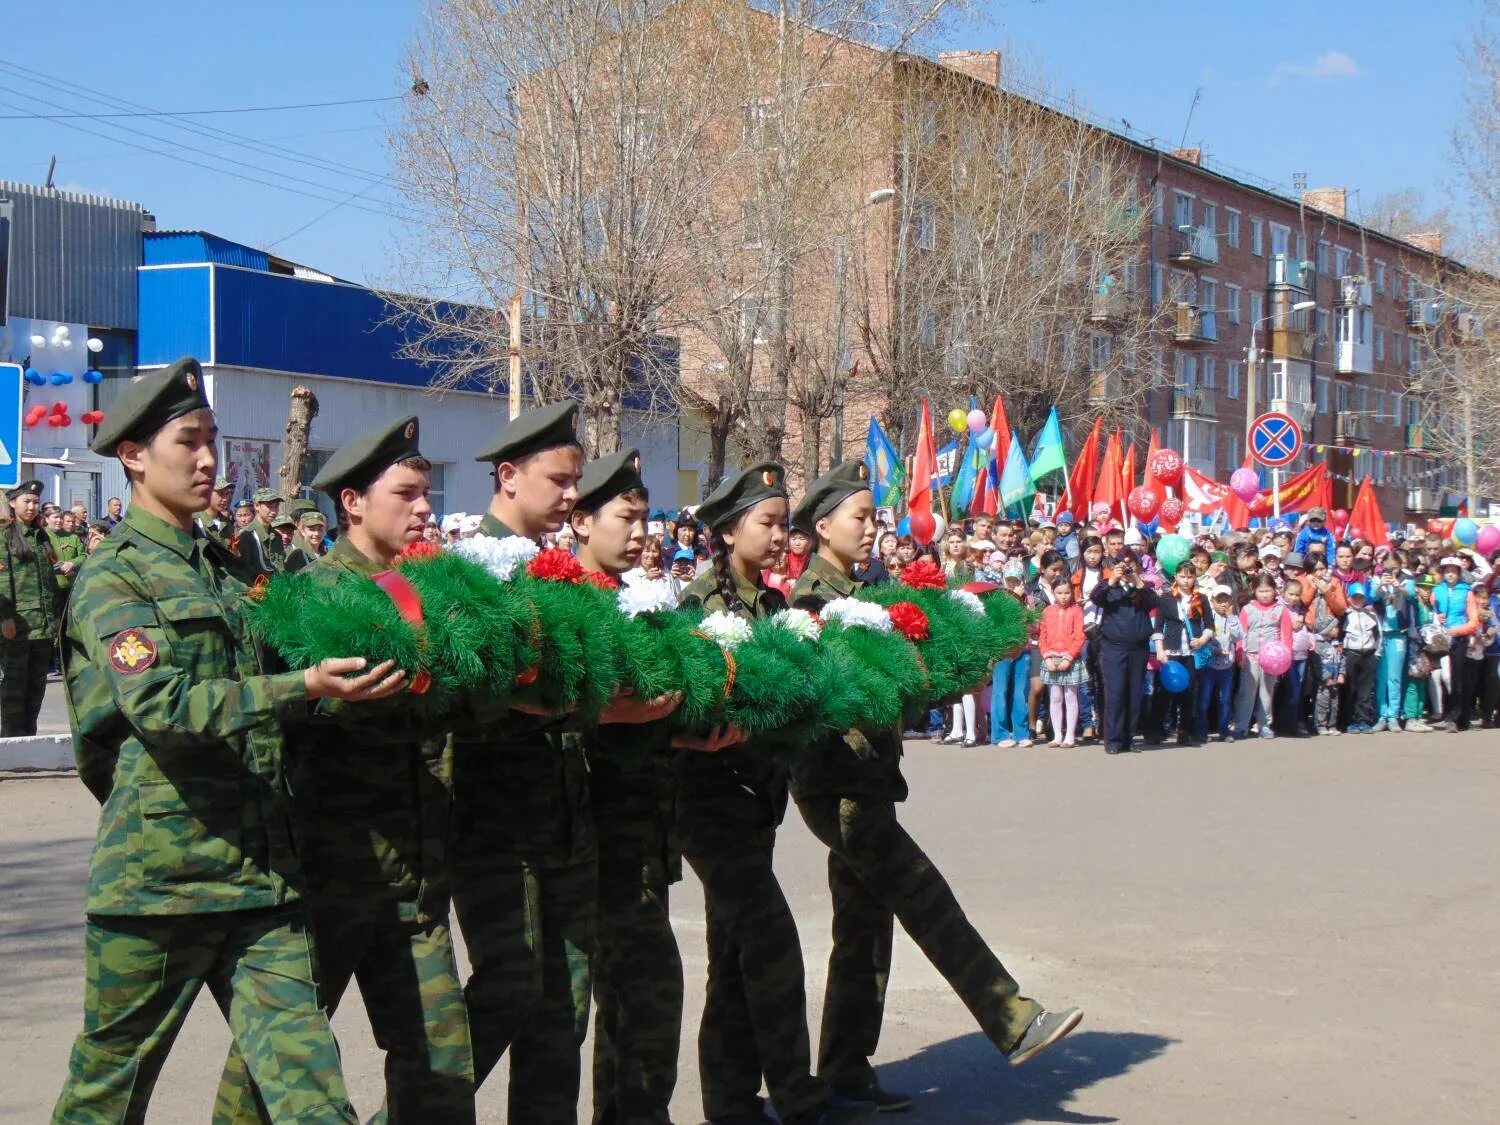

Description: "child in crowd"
1277 579 1314 737
1341 582 1384 733
1196 585 1240 742
1039 577 1086 747
1234 574 1294 739
1316 632 1346 735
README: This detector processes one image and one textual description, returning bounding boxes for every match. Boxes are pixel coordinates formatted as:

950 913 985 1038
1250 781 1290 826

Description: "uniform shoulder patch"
108 628 158 674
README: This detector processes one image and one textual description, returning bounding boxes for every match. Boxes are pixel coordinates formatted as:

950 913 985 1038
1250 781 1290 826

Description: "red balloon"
1331 507 1350 526
1149 448 1184 488
1159 497 1185 529
1127 485 1160 522
908 508 937 545
1248 494 1273 517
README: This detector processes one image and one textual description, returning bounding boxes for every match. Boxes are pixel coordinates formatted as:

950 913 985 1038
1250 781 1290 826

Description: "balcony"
1405 424 1424 451
1171 385 1216 419
1335 411 1371 447
1336 276 1372 307
1171 225 1219 267
1407 300 1440 329
1268 304 1315 361
1089 289 1131 325
1455 311 1485 343
1268 253 1313 290
1407 488 1441 515
1173 303 1217 344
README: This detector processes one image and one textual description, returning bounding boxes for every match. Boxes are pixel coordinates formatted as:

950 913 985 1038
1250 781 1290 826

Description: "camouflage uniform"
53 505 355 1124
587 717 682 1125
0 514 61 735
789 554 1041 1088
450 510 597 1124
676 569 830 1123
213 536 474 1124
236 518 284 575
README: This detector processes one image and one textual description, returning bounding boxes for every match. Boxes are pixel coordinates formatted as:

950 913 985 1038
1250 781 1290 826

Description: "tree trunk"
707 407 731 495
800 400 821 486
278 386 319 496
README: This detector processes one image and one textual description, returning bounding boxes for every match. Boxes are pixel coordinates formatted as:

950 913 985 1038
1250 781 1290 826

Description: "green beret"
252 487 283 504
575 448 646 512
212 476 231 492
792 460 871 534
312 416 422 495
697 461 788 530
90 357 210 457
6 479 42 501
473 400 579 464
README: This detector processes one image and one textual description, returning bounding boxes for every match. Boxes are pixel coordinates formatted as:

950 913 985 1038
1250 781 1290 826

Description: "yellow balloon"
947 408 968 433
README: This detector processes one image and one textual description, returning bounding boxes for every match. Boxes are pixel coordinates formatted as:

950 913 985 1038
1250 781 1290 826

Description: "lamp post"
1245 299 1316 518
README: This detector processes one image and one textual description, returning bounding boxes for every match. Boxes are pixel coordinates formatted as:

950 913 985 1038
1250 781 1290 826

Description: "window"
1200 278 1217 317
1356 386 1368 413
1396 333 1405 363
1176 353 1198 388
918 310 938 348
1122 259 1139 293
1335 247 1351 277
1090 332 1111 370
1202 356 1217 389
1316 240 1330 273
1270 223 1291 256
1061 242 1078 283
1357 308 1371 345
1317 376 1330 413
1376 389 1385 419
916 102 938 146
742 101 780 149
1336 383 1350 412
1226 209 1241 249
1407 335 1418 370
1316 309 1330 342
1202 202 1217 235
739 295 767 342
1374 261 1387 294
1375 328 1385 362
427 464 449 516
915 200 936 251
1249 292 1264 327
1227 360 1242 398
1226 283 1242 324
1151 263 1165 304
1152 183 1164 225
1225 435 1239 472
1250 217 1264 256
1406 395 1421 426
1173 190 1194 229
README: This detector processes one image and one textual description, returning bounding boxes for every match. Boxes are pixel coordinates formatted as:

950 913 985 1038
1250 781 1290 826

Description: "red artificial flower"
900 558 947 590
398 540 443 563
586 570 621 591
526 547 587 583
887 600 930 642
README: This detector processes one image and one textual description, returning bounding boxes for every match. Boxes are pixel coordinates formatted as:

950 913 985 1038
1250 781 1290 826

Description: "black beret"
696 461 787 530
473 400 579 464
575 448 646 512
791 460 872 535
312 416 422 494
90 357 211 456
6 479 42 501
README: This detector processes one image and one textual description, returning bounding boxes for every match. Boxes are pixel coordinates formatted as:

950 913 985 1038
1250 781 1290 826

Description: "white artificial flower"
453 534 539 582
771 607 821 643
820 597 893 632
698 610 754 648
947 588 985 616
618 577 677 618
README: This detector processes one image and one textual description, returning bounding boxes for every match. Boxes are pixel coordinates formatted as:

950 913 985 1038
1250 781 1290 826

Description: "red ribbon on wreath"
371 568 432 695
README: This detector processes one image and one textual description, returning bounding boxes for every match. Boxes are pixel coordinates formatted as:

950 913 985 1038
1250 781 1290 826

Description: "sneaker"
1259 730 1275 740
1371 718 1388 733
961 738 977 748
995 738 1018 748
1405 719 1432 732
1061 739 1076 748
1222 733 1236 744
1047 739 1063 747
783 1096 878 1125
1016 738 1035 748
833 1080 914 1114
1006 1007 1084 1066
1431 719 1455 732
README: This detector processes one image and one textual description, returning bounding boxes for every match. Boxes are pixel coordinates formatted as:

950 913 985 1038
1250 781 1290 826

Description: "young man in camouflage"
212 416 475 1123
198 475 235 545
235 486 284 574
51 358 408 1124
0 478 61 735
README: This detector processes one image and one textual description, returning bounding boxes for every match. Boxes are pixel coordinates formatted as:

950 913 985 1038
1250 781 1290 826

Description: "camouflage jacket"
236 519 284 575
48 530 85 593
449 510 596 869
285 536 455 922
787 553 908 803
61 506 308 916
0 520 61 635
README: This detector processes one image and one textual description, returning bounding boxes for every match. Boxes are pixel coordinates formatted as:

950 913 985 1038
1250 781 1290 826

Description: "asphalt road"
4 719 1498 1123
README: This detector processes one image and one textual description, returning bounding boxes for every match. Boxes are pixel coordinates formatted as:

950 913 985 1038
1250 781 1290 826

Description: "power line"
265 175 396 250
0 94 402 119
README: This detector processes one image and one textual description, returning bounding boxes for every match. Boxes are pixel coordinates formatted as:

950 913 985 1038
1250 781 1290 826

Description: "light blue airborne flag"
950 436 988 517
864 416 901 508
999 432 1035 511
1028 406 1067 483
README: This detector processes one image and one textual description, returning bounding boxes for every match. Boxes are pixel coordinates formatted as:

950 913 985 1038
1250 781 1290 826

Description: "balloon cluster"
27 402 72 429
947 406 998 450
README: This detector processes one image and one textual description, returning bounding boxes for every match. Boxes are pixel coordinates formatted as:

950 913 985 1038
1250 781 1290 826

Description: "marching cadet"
789 462 1082 1112
51 357 406 1124
213 416 474 1123
678 463 874 1125
0 478 61 736
568 449 688 1125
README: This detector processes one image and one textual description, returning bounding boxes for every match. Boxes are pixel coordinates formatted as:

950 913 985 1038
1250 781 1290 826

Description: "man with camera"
1090 555 1161 754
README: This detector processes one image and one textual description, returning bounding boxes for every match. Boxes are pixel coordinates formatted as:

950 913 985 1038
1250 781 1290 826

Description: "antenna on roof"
43 155 55 190
1177 88 1201 153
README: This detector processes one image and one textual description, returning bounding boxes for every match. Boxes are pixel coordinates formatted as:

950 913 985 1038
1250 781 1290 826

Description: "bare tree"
277 386 319 495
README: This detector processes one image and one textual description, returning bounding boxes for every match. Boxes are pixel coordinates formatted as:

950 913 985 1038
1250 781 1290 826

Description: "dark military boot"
782 1095 877 1125
834 1079 913 1114
1006 1006 1084 1066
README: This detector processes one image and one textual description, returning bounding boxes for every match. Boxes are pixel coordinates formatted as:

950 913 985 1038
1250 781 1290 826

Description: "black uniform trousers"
1098 640 1148 752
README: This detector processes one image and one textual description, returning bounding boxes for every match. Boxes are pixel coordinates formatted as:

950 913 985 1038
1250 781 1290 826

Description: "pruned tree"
278 386 319 495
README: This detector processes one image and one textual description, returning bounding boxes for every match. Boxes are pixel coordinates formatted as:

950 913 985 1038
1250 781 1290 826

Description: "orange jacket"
1039 603 1086 659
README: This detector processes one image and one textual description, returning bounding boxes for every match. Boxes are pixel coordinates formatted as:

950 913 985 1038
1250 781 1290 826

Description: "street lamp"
1245 298 1317 444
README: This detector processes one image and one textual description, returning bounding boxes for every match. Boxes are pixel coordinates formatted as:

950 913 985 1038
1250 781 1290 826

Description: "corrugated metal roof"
1 180 143 328
143 232 268 271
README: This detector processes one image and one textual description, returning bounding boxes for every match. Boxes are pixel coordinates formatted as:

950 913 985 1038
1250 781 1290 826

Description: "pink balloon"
1475 524 1500 555
1230 467 1260 503
967 409 987 435
1258 639 1292 677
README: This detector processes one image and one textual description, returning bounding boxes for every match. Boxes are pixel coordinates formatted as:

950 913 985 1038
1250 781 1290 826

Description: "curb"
0 735 75 771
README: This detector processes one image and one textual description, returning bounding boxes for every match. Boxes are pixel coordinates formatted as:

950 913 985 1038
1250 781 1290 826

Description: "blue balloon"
1139 518 1160 536
1454 517 1479 547
1159 660 1191 694
897 516 911 537
49 372 68 385
24 369 46 386
83 369 104 384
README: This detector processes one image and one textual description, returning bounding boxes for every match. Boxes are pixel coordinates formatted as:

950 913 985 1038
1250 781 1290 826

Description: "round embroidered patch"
109 628 158 674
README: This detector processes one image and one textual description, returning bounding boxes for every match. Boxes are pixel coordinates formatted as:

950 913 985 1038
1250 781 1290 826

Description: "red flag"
1180 466 1233 514
909 399 936 521
990 395 1012 471
973 395 1007 518
1349 475 1390 548
1143 429 1164 501
1273 463 1331 516
1066 417 1102 521
1094 428 1124 521
1225 456 1255 529
1120 441 1137 521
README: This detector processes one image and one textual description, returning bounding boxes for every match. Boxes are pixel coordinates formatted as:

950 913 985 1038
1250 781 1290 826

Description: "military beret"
473 400 579 464
791 460 871 534
252 487 282 504
212 476 231 492
312 416 422 495
90 357 211 457
234 498 254 510
6 479 42 501
575 448 646 512
696 461 787 530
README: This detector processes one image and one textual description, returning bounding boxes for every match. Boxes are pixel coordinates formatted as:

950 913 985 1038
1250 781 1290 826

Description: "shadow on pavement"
879 1029 1175 1123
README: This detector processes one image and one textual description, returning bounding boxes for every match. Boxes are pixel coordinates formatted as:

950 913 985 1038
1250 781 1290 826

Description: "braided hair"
709 520 744 612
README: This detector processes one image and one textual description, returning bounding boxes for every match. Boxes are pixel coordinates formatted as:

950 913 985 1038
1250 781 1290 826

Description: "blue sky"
1 1 1479 289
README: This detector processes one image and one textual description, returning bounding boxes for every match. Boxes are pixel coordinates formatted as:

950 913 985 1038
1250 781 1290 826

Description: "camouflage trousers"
212 899 474 1124
679 820 826 1121
453 857 596 1124
591 851 682 1125
796 796 1041 1076
1 637 52 736
51 907 356 1125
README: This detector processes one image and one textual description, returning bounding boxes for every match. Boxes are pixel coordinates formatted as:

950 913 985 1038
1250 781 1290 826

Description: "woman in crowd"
1090 554 1159 754
991 561 1036 749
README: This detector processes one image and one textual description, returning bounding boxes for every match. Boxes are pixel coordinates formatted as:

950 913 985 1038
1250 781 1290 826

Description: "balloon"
975 427 994 449
1476 524 1500 555
1158 660 1191 694
1138 517 1160 537
947 409 968 434
1453 518 1478 547
1230 468 1260 502
24 369 46 386
931 514 948 542
967 409 987 435
29 334 46 349
1149 448 1184 487
1155 533 1190 574
86 337 104 353
1331 507 1350 527
1127 485 1160 522
897 516 910 537
83 369 103 384
1159 497 1185 529
909 508 936 544
49 372 69 385
1258 640 1292 677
